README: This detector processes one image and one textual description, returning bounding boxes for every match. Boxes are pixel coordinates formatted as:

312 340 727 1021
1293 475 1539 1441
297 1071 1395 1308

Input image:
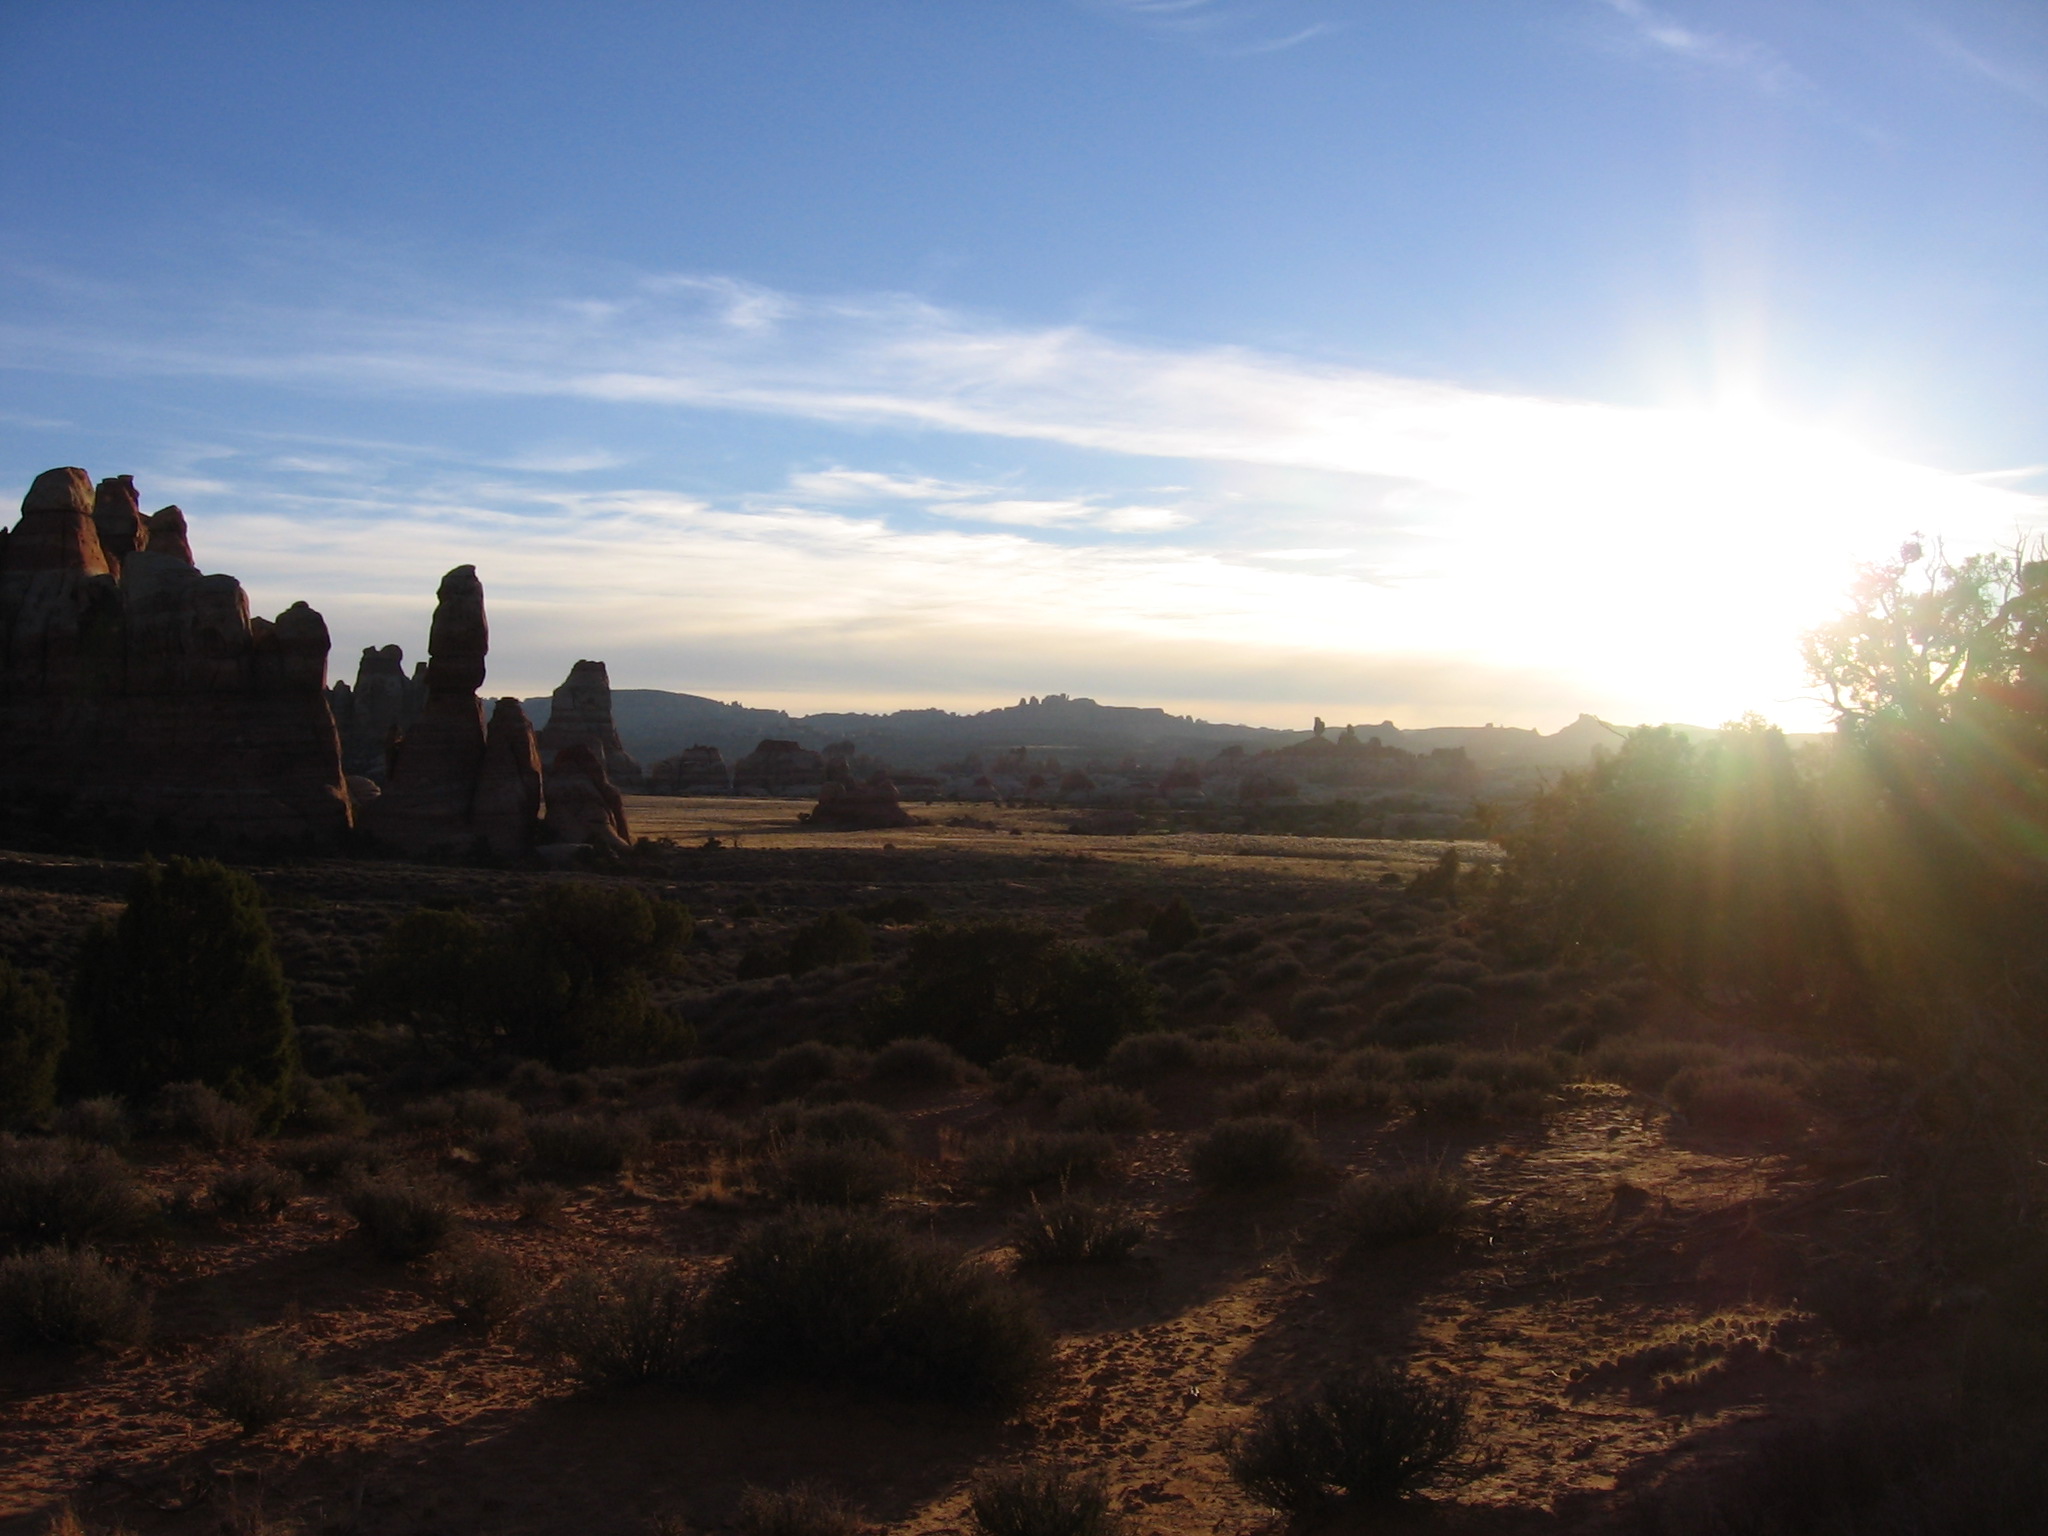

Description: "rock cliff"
648 745 731 795
0 468 351 845
536 659 644 789
732 738 825 797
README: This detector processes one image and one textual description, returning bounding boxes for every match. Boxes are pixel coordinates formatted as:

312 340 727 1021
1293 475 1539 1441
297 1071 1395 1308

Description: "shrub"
1456 1051 1559 1094
343 1178 460 1261
0 960 66 1124
210 1163 302 1221
51 1098 129 1146
194 1334 323 1431
438 1245 532 1331
1589 1038 1727 1093
759 1041 856 1101
286 1076 370 1136
768 1100 904 1150
788 911 873 975
1146 897 1201 954
698 1209 1050 1406
1248 955 1306 990
1295 1076 1397 1117
1335 1167 1471 1247
1009 1198 1147 1265
0 1247 149 1350
970 1464 1123 1536
1338 1047 1403 1081
1375 984 1477 1035
990 1057 1086 1107
1053 1086 1153 1134
1218 1072 1294 1118
1225 1363 1473 1513
0 1138 155 1250
275 1134 384 1183
1403 1076 1494 1123
66 857 296 1102
1084 896 1155 937
528 1112 647 1174
514 1181 567 1225
856 895 933 925
149 1081 257 1149
1102 1032 1200 1085
1187 1117 1321 1193
1669 1067 1806 1131
890 922 1156 1066
1402 1046 1460 1080
529 1257 698 1388
867 1037 971 1089
673 1055 750 1105
447 1090 523 1136
964 1132 1115 1194
734 1484 866 1536
774 1142 910 1206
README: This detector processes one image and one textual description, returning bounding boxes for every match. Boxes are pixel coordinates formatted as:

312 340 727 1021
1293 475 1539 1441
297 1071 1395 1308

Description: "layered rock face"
649 745 731 795
0 468 351 845
544 743 631 852
329 643 425 777
809 767 914 828
356 570 626 857
536 659 643 789
733 738 825 797
361 567 557 857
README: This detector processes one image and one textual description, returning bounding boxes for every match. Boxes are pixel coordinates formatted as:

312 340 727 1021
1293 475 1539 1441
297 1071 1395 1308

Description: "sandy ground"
623 796 1490 887
1 1081 1831 1535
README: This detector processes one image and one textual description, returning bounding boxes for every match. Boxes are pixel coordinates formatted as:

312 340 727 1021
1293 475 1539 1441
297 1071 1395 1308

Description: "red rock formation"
91 476 147 568
536 659 644 789
468 697 543 857
361 566 493 855
733 738 825 797
544 743 631 852
144 505 194 565
329 643 425 778
0 468 350 846
809 768 914 829
649 745 731 794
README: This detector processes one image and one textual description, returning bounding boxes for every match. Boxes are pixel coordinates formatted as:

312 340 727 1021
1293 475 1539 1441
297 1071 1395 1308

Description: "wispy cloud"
1914 17 2048 111
1592 0 1811 96
1081 0 1341 56
783 466 1191 530
6 264 2039 728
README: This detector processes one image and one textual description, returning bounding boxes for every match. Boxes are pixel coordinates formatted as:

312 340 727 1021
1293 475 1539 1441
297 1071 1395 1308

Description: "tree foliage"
66 858 295 1102
354 883 693 1068
889 922 1155 1066
0 962 66 1125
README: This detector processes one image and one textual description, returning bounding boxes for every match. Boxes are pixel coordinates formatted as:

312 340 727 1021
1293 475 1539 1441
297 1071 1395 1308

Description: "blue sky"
3 0 2043 728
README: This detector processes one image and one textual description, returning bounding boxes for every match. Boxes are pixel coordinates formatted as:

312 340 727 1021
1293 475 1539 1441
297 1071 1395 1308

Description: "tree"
495 884 692 1067
1503 724 1856 1013
1802 540 2048 731
353 907 494 1051
0 960 66 1123
67 857 296 1102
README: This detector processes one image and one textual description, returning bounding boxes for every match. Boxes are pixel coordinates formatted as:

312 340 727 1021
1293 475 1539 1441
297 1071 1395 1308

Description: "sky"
2 0 2044 731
